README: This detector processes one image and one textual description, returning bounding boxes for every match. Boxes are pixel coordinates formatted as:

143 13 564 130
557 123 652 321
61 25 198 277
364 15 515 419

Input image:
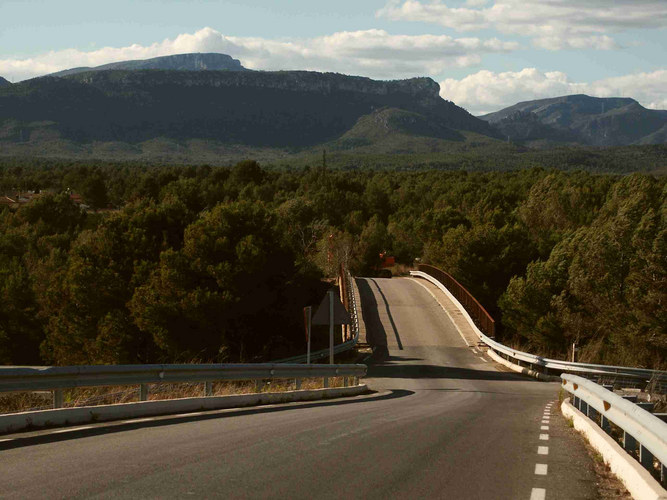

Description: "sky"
1 0 665 114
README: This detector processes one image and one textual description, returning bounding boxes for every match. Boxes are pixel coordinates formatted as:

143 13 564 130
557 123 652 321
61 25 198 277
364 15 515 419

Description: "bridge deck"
0 277 605 499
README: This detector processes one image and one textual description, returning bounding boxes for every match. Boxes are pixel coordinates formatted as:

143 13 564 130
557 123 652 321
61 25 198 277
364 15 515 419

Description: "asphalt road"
0 277 599 499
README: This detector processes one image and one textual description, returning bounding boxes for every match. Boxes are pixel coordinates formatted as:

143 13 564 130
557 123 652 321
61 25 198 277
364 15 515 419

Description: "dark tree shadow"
367 362 539 382
356 278 402 351
369 278 403 350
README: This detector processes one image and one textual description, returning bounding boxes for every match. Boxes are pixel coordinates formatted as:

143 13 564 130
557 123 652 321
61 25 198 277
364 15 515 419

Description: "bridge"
0 272 665 499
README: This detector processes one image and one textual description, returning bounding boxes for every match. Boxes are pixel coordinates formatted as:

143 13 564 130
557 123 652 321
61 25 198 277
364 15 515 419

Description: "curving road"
0 277 598 499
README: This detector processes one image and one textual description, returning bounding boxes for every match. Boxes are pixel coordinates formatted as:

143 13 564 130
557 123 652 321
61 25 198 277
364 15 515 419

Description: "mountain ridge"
2 52 664 161
0 67 500 152
480 94 667 147
48 53 247 77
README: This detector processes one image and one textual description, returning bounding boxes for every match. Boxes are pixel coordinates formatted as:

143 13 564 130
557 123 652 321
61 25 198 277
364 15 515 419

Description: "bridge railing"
562 374 667 484
0 363 367 410
411 266 667 387
417 264 495 337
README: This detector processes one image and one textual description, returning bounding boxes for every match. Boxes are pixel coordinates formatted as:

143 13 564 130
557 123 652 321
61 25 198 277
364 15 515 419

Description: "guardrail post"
640 445 654 471
53 389 63 409
255 380 263 393
580 400 589 416
623 431 637 453
344 377 349 387
323 377 329 388
600 415 611 434
204 381 212 397
139 384 148 401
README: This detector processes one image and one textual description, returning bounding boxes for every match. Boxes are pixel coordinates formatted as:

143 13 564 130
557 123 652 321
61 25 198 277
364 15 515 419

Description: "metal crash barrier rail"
410 266 667 387
0 362 367 410
562 374 667 484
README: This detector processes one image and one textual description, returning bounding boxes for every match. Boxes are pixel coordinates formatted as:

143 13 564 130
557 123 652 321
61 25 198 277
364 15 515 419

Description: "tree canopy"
0 158 664 368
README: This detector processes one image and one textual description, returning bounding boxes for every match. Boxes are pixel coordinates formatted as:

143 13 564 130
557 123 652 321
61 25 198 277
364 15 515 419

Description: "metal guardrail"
0 363 367 410
562 374 667 483
1 269 364 412
276 270 360 364
411 268 667 386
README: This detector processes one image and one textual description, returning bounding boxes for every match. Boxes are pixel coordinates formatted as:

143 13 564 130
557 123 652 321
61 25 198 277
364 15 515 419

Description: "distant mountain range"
0 53 665 163
480 94 667 147
47 53 247 77
0 53 499 156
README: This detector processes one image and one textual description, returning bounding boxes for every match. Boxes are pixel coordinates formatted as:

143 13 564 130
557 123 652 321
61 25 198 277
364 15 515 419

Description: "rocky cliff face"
49 53 247 77
0 77 10 87
0 67 496 148
70 69 442 101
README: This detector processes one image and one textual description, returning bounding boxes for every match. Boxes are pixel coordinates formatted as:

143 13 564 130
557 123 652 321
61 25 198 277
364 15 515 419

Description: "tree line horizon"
0 158 664 369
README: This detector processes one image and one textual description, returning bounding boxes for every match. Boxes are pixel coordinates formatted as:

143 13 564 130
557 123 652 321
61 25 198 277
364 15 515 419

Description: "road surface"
0 277 599 499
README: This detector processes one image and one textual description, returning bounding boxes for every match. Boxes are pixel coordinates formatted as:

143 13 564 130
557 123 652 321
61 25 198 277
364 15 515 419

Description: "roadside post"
303 306 312 364
329 291 334 364
312 289 352 372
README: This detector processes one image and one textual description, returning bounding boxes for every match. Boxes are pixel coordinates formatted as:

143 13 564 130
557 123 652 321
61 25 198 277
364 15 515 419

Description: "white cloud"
439 68 667 114
0 27 518 82
378 0 667 50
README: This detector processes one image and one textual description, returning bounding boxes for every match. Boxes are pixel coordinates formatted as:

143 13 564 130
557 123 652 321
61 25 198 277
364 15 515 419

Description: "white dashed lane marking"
530 404 554 499
535 464 548 476
530 487 546 500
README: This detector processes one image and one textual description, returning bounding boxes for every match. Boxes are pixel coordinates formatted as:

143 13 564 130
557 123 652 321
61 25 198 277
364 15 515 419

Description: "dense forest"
0 158 664 369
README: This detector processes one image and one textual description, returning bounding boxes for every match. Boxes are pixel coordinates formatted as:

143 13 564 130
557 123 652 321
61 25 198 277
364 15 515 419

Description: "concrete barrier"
562 398 667 500
0 384 368 434
486 349 560 382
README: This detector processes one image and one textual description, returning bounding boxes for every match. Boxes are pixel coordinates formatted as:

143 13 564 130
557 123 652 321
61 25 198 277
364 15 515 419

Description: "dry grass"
0 376 354 415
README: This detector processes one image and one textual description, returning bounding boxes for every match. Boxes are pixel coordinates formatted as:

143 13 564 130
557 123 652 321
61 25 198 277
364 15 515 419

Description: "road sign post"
329 290 334 364
312 288 352 365
304 306 312 364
